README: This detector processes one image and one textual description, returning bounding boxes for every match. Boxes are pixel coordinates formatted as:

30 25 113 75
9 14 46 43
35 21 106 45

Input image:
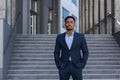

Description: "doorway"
30 0 37 35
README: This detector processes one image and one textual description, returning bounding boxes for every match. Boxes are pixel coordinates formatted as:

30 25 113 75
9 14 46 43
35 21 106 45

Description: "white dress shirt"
65 31 74 61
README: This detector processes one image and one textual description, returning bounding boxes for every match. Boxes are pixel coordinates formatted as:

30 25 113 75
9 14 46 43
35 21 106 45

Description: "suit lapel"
62 32 78 50
71 32 77 50
62 33 69 50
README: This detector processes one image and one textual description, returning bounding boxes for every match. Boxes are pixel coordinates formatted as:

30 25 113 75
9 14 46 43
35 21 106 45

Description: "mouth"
66 26 72 31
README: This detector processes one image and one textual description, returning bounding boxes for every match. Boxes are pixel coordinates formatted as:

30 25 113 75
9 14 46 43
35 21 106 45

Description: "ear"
64 23 66 27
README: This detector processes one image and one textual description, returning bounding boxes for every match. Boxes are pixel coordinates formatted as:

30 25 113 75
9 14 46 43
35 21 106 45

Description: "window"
62 7 69 28
30 0 37 13
48 9 52 34
72 14 77 30
72 0 77 5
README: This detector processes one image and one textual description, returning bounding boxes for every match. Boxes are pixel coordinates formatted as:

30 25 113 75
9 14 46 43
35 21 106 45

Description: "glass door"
48 9 53 34
30 0 37 35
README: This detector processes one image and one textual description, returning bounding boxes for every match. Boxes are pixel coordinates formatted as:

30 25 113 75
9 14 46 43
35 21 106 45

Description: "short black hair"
64 16 75 22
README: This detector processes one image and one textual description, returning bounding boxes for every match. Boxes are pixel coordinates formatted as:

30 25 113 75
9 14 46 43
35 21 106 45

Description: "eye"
70 21 74 23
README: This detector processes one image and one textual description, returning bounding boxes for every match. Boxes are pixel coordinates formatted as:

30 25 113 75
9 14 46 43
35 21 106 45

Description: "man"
54 16 89 80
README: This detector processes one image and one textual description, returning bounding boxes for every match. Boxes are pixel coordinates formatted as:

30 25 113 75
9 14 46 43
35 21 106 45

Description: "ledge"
113 31 120 47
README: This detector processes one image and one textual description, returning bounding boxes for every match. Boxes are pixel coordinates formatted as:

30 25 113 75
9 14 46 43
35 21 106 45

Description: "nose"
67 21 72 25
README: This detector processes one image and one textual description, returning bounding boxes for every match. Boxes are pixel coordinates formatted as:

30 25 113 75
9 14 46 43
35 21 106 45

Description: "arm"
81 34 89 68
54 35 61 69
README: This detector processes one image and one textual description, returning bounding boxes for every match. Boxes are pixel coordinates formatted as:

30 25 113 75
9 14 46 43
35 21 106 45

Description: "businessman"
54 16 89 80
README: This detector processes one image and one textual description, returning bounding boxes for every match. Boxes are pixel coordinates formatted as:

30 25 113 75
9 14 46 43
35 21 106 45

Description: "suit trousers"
59 62 83 80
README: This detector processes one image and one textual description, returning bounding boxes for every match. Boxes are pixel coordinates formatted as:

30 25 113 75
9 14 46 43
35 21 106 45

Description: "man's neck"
66 30 74 36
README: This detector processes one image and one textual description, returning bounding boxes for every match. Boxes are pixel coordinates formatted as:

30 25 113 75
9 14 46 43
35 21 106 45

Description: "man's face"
65 18 75 31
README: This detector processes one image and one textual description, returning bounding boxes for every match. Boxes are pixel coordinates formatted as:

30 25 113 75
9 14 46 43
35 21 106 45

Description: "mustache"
67 28 72 31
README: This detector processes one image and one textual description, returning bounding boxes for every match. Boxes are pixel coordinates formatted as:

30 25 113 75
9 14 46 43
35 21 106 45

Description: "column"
22 0 30 34
0 19 3 80
0 0 6 19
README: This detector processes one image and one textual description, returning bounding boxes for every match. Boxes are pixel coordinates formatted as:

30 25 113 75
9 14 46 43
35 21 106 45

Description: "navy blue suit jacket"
54 32 89 69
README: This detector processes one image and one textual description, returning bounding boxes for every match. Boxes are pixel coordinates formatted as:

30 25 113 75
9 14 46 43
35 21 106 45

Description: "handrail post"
3 12 21 80
104 0 107 34
111 0 115 34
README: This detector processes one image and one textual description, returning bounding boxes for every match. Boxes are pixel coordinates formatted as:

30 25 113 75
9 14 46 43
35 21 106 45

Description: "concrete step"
13 46 120 50
14 40 117 44
6 79 120 80
11 56 120 60
12 52 120 56
13 50 120 53
7 71 120 76
8 68 120 71
15 35 114 38
10 60 120 65
9 65 120 69
10 63 120 66
16 34 113 37
8 69 120 74
12 52 120 57
12 52 120 55
13 43 119 46
15 37 115 41
7 74 120 79
11 58 120 62
15 34 114 38
10 61 120 66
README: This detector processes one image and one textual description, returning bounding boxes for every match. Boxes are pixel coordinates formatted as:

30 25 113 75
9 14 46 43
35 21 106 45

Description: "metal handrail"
108 12 120 25
85 15 111 34
4 12 21 53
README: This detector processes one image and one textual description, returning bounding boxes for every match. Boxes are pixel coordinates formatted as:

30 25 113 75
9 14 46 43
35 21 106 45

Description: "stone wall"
0 0 16 27
6 0 16 27
114 0 120 33
0 0 6 18
80 0 116 34
0 19 3 80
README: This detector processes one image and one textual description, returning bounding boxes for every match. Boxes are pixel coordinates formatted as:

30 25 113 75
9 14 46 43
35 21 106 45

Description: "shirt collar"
66 31 74 37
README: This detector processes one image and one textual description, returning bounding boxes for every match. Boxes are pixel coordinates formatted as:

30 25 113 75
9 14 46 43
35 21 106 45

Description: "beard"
66 26 73 31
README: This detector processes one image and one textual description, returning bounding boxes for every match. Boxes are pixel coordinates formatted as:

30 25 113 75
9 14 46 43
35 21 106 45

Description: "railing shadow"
108 13 120 47
3 12 21 80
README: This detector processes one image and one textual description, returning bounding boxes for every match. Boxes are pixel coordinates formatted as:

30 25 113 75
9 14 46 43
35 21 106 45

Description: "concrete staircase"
7 34 120 80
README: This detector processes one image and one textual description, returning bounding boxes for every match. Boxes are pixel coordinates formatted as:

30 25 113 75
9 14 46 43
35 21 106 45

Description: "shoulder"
57 33 65 37
56 32 65 39
75 32 85 37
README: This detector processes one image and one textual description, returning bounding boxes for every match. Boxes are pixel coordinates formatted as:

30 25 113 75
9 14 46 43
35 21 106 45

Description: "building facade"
15 0 60 34
1 0 120 35
0 0 120 80
1 0 79 35
79 0 120 34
